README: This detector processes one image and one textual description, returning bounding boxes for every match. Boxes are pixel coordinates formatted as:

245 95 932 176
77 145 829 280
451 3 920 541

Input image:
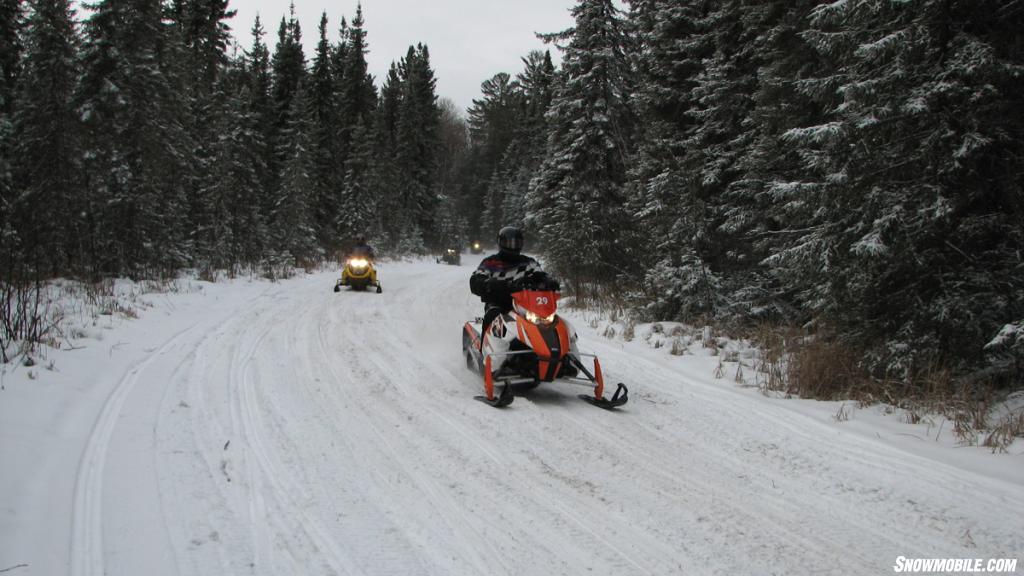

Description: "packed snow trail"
1 259 1021 575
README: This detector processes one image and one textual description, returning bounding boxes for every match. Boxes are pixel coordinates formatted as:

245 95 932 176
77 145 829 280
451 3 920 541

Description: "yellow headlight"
349 258 369 268
525 311 556 325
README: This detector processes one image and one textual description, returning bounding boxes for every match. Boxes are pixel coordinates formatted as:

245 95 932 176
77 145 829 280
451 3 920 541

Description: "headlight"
349 258 369 268
473 242 480 249
525 311 556 325
447 249 455 254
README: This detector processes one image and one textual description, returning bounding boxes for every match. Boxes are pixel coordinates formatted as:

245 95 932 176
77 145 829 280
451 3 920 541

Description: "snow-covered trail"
2 260 1022 575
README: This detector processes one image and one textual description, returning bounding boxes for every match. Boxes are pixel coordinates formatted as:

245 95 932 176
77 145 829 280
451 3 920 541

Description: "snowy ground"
1 259 1022 576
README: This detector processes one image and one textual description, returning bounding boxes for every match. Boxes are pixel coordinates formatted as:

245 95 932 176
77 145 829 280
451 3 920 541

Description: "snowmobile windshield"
512 289 559 321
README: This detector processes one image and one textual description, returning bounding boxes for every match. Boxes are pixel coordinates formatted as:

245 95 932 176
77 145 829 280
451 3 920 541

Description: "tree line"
460 0 1023 384
0 0 448 283
1 0 1022 382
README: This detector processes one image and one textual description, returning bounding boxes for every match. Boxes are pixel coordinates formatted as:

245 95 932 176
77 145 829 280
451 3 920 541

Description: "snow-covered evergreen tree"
168 0 234 273
308 11 339 249
395 44 439 249
272 80 319 264
0 0 22 115
337 4 377 246
200 60 267 272
776 0 1024 375
76 0 193 276
0 0 23 278
371 62 404 250
12 0 81 273
243 15 275 229
270 3 305 177
527 0 637 292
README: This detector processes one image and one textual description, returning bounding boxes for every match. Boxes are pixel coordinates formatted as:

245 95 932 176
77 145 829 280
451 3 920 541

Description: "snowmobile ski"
474 383 514 407
579 383 629 410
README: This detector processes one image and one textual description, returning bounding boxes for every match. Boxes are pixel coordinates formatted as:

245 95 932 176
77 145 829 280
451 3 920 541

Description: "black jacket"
350 243 375 260
470 251 551 311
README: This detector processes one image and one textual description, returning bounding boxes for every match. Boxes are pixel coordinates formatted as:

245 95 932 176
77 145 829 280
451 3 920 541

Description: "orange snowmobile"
461 276 628 409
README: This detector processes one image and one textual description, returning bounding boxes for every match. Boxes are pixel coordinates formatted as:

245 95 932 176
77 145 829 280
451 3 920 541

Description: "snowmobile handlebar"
507 273 560 293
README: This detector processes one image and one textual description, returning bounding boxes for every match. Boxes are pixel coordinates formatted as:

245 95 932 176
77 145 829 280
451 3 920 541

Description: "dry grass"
786 339 869 400
747 322 1022 448
983 411 1024 453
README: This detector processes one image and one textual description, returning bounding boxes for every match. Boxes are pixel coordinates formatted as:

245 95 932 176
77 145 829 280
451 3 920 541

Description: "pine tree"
371 62 404 250
776 0 1024 374
0 0 23 281
168 0 235 272
243 15 275 225
338 4 374 156
527 0 637 293
203 61 267 271
12 0 81 273
309 11 339 249
467 71 519 235
76 0 193 276
330 15 348 116
395 44 439 249
0 0 22 115
497 51 556 230
272 80 319 264
270 3 305 161
337 3 377 245
168 0 234 103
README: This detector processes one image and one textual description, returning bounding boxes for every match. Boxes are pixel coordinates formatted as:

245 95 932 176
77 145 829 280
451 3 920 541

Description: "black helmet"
355 234 366 244
497 226 524 254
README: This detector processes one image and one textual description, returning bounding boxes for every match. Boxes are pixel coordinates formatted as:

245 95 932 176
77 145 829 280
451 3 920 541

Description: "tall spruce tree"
498 50 556 229
0 0 23 280
168 0 235 271
244 15 275 223
204 61 267 271
309 11 339 249
395 44 439 250
371 62 404 249
270 3 305 172
273 80 319 263
468 72 518 234
76 0 193 276
337 4 377 245
777 0 1024 374
0 0 22 115
338 4 374 156
12 0 81 273
526 0 637 293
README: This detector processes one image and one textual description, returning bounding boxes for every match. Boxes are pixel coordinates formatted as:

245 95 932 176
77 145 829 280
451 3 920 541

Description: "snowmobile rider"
470 226 557 343
349 234 375 261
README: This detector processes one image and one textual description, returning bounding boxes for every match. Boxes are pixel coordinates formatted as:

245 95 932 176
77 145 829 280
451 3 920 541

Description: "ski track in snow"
14 260 1024 575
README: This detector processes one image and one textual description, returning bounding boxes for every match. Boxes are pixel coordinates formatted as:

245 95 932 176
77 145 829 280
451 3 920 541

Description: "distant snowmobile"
461 275 628 408
469 240 483 254
439 248 461 265
334 257 382 293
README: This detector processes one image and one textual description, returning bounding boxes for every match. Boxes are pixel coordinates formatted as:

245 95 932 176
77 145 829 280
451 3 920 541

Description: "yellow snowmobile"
334 257 382 293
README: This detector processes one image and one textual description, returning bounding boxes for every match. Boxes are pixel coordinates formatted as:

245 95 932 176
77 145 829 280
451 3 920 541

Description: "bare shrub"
623 320 635 342
1 279 64 363
786 338 869 400
670 337 686 356
983 411 1024 453
834 403 852 422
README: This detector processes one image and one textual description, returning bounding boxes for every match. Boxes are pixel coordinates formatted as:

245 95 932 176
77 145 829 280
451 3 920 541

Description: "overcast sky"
228 0 577 113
